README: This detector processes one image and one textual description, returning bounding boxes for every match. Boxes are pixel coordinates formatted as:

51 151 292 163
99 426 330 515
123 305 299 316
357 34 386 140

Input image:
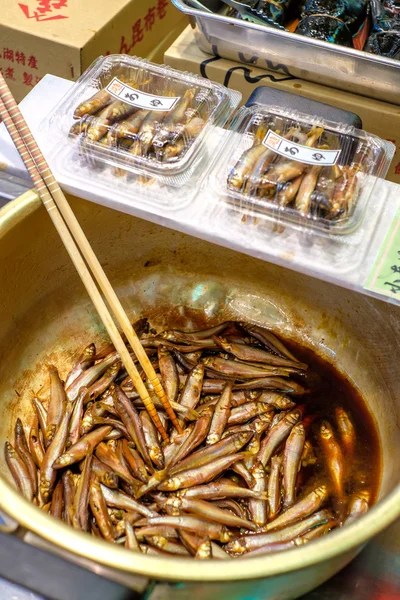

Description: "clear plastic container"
210 106 395 235
45 55 240 186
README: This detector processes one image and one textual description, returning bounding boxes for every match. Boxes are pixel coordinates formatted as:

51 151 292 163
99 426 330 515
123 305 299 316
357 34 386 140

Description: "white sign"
263 130 341 166
105 78 180 112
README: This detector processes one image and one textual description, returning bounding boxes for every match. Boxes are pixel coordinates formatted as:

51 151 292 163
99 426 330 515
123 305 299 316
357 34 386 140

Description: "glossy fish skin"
214 337 307 370
29 418 45 468
65 343 96 389
68 387 88 446
239 324 300 363
206 382 233 446
136 515 233 543
266 485 328 532
179 364 205 412
171 431 253 476
87 362 121 401
40 403 73 503
295 165 323 216
158 346 179 404
147 536 190 556
165 496 257 531
14 418 37 496
203 357 295 380
171 407 213 466
278 174 305 207
162 322 231 343
345 491 370 525
62 470 75 526
226 509 333 554
50 479 64 520
158 454 246 492
231 390 260 408
90 456 119 489
5 441 34 501
319 421 344 500
66 352 119 402
283 422 306 508
95 442 139 489
267 455 282 521
110 109 150 142
231 461 255 487
335 407 356 457
228 401 273 427
140 411 164 469
72 454 93 531
53 426 112 469
228 143 269 190
125 520 140 551
113 387 152 469
46 365 67 446
74 89 111 119
258 391 296 411
258 409 302 467
122 440 149 484
90 479 115 542
100 484 158 518
32 397 48 446
249 462 268 527
234 377 307 395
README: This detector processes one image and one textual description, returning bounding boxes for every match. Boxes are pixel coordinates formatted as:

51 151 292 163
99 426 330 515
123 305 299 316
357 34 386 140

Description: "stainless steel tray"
172 0 400 105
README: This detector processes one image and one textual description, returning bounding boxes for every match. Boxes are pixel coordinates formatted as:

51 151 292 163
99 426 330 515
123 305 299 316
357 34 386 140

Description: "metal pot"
0 190 399 600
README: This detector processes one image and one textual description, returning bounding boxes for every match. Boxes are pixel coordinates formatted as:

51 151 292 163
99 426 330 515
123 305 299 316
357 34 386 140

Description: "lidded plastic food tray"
46 54 239 182
210 105 395 235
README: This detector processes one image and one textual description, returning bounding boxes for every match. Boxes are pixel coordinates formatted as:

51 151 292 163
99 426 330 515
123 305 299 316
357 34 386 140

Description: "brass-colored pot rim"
0 192 399 582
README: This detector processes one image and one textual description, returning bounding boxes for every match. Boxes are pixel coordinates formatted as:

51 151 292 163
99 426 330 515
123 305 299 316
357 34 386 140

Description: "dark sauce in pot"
286 342 381 510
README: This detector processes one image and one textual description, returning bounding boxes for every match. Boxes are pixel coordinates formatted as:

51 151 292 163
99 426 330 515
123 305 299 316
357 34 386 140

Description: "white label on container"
105 78 180 112
262 130 341 166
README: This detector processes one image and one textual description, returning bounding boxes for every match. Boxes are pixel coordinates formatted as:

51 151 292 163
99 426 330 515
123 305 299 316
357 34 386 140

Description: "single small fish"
5 441 34 501
228 401 273 426
158 346 179 404
29 417 45 468
122 439 149 484
258 409 302 467
335 407 356 458
136 515 233 543
158 453 247 491
66 352 119 402
72 454 93 531
249 461 268 527
283 422 306 508
226 509 333 554
147 535 191 556
89 479 115 542
179 480 268 501
266 485 328 532
74 88 112 119
50 479 64 520
68 387 88 446
53 425 112 469
319 420 344 501
14 418 37 496
267 455 282 520
65 343 96 389
87 362 121 401
345 491 370 525
100 484 158 518
214 337 307 370
140 411 164 469
62 470 76 526
170 407 213 466
113 386 152 469
46 365 67 446
40 402 73 502
89 456 119 489
125 520 140 551
165 495 257 531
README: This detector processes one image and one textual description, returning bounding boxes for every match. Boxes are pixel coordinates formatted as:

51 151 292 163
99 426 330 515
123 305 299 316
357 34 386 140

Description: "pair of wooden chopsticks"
0 74 180 441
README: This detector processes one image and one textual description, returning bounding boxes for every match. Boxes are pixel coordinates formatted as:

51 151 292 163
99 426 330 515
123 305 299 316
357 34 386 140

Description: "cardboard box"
165 27 400 185
0 0 187 101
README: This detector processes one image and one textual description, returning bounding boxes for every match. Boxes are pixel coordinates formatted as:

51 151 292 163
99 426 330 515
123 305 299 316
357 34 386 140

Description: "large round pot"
0 190 399 600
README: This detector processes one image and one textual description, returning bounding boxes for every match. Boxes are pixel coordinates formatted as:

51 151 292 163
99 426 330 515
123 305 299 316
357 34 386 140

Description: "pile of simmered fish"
5 319 379 558
70 83 207 164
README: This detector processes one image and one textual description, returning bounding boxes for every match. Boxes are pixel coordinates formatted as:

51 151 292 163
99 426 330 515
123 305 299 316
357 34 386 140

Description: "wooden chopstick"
0 76 181 439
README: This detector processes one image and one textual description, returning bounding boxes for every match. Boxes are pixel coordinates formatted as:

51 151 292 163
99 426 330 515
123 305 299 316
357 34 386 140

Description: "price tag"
365 209 400 298
105 78 180 112
263 131 341 166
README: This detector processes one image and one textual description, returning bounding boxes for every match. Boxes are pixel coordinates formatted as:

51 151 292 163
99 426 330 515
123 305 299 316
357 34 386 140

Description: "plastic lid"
50 54 236 179
211 105 395 235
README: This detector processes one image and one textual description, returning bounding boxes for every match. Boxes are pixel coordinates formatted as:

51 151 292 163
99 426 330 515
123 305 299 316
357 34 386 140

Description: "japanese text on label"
263 130 341 166
106 78 180 111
